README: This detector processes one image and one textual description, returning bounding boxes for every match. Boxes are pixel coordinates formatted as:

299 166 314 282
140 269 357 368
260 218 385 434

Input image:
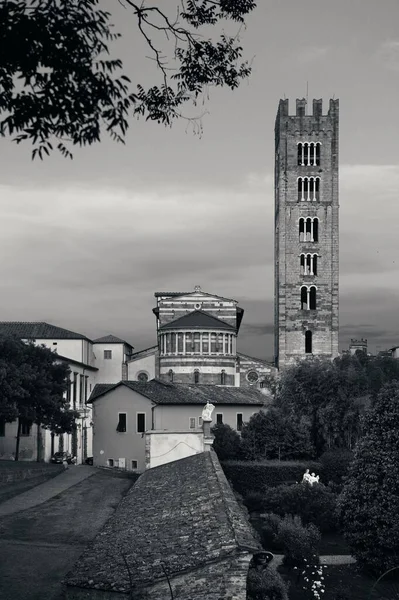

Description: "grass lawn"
279 563 399 599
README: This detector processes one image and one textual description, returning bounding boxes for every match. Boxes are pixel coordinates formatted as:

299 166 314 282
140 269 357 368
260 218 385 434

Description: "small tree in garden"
337 380 399 575
211 423 242 461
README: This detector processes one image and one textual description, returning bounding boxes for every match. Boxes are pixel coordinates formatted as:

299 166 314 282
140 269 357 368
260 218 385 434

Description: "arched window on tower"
299 218 305 242
301 286 308 310
300 253 305 275
168 369 174 383
305 330 313 354
194 369 200 384
313 218 319 242
309 286 317 310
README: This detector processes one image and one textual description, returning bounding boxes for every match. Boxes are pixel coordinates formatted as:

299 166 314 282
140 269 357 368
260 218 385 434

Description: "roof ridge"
208 451 261 552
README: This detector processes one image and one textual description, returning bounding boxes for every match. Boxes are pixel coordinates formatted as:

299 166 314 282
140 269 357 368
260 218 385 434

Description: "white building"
0 322 134 464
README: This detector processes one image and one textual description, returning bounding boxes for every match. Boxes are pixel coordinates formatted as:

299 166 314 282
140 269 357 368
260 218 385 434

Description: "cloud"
2 163 399 358
376 40 399 72
295 46 329 64
241 323 274 336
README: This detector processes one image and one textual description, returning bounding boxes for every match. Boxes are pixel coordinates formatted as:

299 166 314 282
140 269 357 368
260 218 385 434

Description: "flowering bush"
294 560 327 599
277 514 321 567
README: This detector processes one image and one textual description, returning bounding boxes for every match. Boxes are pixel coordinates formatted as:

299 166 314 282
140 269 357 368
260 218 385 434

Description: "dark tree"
0 0 256 159
211 423 242 461
240 408 314 461
337 380 399 575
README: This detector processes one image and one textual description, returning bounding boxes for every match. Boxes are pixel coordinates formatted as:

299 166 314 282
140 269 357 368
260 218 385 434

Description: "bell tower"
274 98 339 369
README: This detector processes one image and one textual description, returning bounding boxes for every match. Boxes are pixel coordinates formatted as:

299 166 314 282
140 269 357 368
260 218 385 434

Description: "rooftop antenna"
306 81 309 114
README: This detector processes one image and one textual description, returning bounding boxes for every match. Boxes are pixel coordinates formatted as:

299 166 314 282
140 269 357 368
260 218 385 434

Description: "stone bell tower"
274 98 339 369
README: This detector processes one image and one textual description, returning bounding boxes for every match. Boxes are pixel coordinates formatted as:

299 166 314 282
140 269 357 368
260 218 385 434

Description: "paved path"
273 554 355 566
0 465 95 516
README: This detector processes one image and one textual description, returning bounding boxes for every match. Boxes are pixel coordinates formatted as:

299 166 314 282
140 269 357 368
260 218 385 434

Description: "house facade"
89 380 268 472
0 323 134 464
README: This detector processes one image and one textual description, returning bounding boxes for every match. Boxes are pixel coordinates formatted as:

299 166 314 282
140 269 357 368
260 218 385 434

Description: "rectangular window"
137 413 146 433
84 376 88 404
189 417 196 429
229 336 233 354
131 460 138 470
0 419 5 437
186 333 192 352
194 333 200 353
20 418 32 436
104 350 112 359
171 333 176 353
217 333 223 353
211 333 217 353
236 413 243 431
72 372 78 410
116 413 127 433
202 333 209 353
79 374 84 407
198 416 203 427
107 458 114 467
177 333 184 353
216 413 223 425
66 374 71 406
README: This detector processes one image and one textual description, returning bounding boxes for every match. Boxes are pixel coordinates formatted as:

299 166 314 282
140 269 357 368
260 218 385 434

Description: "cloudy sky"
1 0 399 360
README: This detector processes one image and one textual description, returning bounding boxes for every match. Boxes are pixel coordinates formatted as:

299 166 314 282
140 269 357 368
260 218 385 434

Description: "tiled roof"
64 451 261 596
128 345 158 361
237 352 276 367
155 290 238 303
0 321 91 341
88 379 267 406
159 310 235 331
93 334 133 347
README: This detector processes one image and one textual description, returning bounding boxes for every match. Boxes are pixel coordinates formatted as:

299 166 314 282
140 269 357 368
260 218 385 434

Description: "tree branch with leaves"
0 0 256 159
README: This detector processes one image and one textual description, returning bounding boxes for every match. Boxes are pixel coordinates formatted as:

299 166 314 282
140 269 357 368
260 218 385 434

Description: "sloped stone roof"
93 334 133 347
0 321 91 341
159 310 236 331
88 380 267 406
64 451 261 597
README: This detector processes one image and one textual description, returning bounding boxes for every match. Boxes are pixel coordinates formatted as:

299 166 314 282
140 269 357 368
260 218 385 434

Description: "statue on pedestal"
302 469 320 486
202 401 215 422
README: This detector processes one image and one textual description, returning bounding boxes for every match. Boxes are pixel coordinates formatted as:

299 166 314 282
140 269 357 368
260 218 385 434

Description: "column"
175 332 178 355
310 219 314 242
183 332 186 355
301 143 305 166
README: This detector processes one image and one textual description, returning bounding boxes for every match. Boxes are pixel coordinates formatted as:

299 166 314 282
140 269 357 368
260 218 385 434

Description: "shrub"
319 449 354 485
259 513 285 553
337 381 399 575
262 482 338 533
222 460 321 496
243 491 265 513
211 423 242 461
247 565 289 600
277 514 321 567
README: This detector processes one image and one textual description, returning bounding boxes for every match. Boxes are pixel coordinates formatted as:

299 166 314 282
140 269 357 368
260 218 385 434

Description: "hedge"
222 460 322 496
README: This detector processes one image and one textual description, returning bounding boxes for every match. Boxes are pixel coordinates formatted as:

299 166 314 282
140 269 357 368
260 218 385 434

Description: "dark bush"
262 482 338 533
211 423 242 461
222 460 321 496
259 513 285 553
247 565 289 600
244 492 265 513
277 514 321 568
319 449 354 485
